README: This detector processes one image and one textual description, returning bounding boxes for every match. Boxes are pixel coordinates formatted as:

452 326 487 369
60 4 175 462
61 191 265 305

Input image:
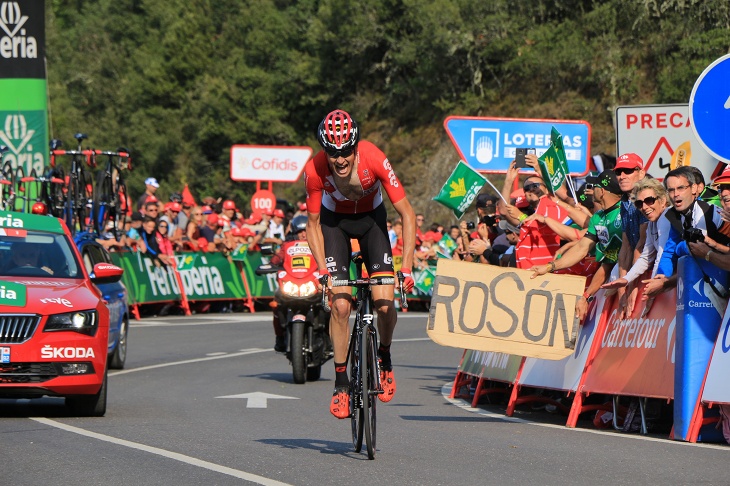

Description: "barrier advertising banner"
674 256 728 441
427 259 586 360
110 251 249 304
703 299 730 405
520 289 610 392
458 349 522 383
0 0 48 175
581 286 677 399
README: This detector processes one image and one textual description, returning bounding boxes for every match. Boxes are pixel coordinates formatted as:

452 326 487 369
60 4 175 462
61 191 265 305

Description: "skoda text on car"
0 211 123 416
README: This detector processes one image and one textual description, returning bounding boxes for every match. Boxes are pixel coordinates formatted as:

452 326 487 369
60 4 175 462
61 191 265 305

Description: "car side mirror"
91 263 124 284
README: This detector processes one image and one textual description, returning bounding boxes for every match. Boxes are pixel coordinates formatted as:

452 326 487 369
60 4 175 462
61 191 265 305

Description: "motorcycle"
257 240 333 384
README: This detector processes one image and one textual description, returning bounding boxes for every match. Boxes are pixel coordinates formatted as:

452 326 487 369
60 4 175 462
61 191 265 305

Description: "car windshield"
0 231 82 278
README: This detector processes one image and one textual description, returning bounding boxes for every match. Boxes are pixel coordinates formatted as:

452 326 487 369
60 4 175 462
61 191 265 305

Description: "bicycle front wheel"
362 326 377 459
350 330 364 452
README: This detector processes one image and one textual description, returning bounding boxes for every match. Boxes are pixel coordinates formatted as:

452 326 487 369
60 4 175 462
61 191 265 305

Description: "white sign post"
230 145 313 183
615 104 721 180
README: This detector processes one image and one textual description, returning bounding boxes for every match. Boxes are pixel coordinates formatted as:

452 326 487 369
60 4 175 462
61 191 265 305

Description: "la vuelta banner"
0 0 48 175
582 287 677 399
110 251 250 304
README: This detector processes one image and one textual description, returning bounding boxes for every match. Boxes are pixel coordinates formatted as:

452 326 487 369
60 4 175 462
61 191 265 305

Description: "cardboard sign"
427 259 586 360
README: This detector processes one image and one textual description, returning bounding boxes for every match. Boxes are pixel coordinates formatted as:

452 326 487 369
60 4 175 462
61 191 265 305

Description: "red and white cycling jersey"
304 140 406 214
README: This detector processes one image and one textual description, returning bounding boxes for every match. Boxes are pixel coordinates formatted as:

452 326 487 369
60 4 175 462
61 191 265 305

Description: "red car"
0 211 123 416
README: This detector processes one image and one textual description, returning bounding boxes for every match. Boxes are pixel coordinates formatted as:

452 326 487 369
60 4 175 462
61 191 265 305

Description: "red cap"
714 164 730 184
423 231 441 242
614 153 644 171
231 227 242 236
510 189 529 209
163 202 172 211
222 200 237 210
169 202 182 212
246 212 263 224
207 213 219 224
217 217 226 227
298 202 307 211
146 195 159 204
273 209 285 218
240 228 254 237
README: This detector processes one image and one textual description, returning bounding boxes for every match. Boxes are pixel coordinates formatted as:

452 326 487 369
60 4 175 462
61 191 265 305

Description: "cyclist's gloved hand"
400 268 415 293
317 269 331 287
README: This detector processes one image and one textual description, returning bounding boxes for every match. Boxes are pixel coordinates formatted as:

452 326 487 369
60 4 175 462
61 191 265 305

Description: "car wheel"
66 370 107 417
109 316 128 369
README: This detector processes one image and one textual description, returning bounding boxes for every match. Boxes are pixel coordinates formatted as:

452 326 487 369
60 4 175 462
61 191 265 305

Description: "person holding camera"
644 167 730 299
498 157 571 270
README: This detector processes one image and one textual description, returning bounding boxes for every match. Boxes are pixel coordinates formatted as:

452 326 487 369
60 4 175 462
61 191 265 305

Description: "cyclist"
304 109 416 419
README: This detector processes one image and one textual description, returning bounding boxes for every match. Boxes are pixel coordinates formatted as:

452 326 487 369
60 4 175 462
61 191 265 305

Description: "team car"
0 211 123 416
75 232 129 370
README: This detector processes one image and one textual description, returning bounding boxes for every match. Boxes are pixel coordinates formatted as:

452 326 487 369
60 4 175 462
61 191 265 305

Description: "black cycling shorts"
320 204 394 280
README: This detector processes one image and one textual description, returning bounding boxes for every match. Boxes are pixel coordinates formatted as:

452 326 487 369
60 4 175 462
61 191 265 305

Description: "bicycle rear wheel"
77 167 94 232
362 326 378 459
65 171 79 232
114 178 128 241
350 329 364 452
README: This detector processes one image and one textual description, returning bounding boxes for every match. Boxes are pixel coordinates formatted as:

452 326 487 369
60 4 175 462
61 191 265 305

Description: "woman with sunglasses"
601 178 670 303
304 109 417 419
184 208 204 251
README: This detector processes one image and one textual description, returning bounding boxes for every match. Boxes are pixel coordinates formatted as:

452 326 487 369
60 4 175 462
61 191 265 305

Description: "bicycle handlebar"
319 272 409 312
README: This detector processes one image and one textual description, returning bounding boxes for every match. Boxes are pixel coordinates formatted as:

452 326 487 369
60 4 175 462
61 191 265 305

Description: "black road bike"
50 134 96 233
91 148 131 240
323 255 407 460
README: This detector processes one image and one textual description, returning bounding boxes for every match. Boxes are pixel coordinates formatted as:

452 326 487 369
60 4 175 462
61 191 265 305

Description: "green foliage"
45 0 730 218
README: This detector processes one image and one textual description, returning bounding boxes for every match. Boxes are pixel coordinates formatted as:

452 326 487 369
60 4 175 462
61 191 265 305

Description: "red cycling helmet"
317 109 359 156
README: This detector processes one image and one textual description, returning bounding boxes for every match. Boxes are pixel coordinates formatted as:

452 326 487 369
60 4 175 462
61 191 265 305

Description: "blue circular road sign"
690 54 730 162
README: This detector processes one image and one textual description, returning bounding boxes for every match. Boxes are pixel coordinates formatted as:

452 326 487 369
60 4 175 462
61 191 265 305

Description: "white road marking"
31 417 291 486
109 348 269 377
131 312 428 328
205 352 228 356
441 383 730 450
216 392 299 408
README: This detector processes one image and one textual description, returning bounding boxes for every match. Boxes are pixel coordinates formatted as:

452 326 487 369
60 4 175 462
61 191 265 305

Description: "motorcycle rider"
270 215 310 351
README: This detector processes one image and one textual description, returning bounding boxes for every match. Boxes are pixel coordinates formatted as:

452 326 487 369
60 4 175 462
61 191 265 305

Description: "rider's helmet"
291 215 307 234
317 109 359 155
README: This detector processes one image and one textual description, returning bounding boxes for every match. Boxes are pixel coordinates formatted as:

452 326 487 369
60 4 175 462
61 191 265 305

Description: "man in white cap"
137 177 160 211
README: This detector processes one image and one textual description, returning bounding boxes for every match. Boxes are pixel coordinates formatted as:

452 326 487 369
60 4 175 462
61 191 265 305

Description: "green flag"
433 160 486 219
538 144 567 194
415 267 436 294
551 126 571 176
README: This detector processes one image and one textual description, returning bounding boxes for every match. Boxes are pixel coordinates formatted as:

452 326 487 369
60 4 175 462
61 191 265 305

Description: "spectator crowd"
105 153 730 321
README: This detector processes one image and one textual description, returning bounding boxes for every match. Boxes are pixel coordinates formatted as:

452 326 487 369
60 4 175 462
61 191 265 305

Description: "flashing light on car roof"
31 202 48 215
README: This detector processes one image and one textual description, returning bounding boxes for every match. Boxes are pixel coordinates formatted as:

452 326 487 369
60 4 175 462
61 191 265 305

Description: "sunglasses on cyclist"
325 146 355 159
615 167 640 176
634 196 658 209
523 182 544 193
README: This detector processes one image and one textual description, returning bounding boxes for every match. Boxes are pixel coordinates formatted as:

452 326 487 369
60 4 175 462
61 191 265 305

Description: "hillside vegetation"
46 0 730 224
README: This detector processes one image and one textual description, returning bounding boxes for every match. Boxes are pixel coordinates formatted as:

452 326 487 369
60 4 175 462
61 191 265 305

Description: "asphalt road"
1 311 727 485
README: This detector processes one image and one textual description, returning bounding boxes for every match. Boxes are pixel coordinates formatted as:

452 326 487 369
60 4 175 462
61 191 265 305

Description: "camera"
466 222 476 230
683 228 705 243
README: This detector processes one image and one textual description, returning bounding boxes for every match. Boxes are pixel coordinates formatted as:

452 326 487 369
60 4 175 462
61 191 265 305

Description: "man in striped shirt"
499 160 571 270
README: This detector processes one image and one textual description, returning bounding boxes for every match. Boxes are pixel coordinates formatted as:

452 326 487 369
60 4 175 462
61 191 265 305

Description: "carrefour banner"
0 0 48 175
110 251 249 304
582 283 676 399
703 298 730 404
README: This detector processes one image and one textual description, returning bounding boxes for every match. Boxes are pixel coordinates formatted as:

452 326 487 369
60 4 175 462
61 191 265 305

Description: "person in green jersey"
530 170 624 321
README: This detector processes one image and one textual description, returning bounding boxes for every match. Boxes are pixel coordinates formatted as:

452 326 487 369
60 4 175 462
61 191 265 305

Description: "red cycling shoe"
379 369 396 402
330 387 350 419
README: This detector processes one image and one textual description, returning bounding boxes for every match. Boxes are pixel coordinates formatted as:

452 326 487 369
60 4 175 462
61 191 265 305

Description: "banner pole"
238 266 256 313
171 263 191 316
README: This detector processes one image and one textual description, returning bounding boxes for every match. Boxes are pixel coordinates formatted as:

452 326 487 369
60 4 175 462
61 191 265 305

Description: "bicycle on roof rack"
0 145 13 211
19 168 66 215
50 133 96 233
322 252 408 460
91 147 132 241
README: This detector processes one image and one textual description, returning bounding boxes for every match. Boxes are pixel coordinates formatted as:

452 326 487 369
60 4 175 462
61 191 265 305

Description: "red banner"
581 286 676 399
